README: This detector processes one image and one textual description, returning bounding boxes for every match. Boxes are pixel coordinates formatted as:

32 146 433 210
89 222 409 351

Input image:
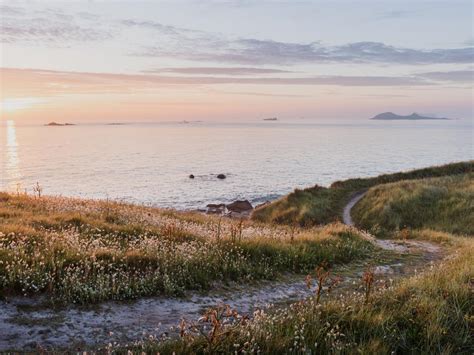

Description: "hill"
371 112 450 120
251 161 473 226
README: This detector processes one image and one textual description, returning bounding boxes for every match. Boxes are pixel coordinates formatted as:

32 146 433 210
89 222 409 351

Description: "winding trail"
342 190 442 254
343 191 367 226
0 192 444 351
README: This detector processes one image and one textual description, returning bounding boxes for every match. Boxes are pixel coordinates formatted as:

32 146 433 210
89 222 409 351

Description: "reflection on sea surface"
4 120 21 191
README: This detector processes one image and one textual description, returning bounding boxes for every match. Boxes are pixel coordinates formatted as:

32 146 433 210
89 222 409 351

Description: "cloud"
144 67 295 75
119 18 474 66
216 90 309 98
1 68 433 98
416 70 474 83
136 35 473 65
0 6 113 45
375 10 414 20
3 6 471 67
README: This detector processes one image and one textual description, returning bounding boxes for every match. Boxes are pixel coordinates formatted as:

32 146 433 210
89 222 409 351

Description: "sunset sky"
1 0 473 123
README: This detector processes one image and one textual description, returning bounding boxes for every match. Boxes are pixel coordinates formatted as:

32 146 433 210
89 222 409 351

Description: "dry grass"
125 235 474 354
352 173 474 237
0 193 374 303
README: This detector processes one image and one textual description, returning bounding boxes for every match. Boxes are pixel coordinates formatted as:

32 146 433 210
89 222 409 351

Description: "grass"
118 163 474 354
252 161 473 227
0 192 374 304
352 173 474 237
125 235 474 354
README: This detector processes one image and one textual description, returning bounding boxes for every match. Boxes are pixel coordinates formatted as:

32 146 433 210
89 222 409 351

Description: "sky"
0 0 473 123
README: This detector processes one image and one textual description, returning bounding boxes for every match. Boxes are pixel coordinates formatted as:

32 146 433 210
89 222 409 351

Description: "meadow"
121 166 474 354
0 193 374 303
0 163 472 353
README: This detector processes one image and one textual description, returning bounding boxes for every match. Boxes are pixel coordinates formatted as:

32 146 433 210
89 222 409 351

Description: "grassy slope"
352 173 474 236
139 166 474 354
252 161 473 227
0 193 374 303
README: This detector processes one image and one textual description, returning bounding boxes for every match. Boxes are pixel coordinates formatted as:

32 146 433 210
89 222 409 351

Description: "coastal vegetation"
352 173 474 236
252 161 473 227
130 237 474 354
0 162 472 353
0 193 374 303
122 166 474 354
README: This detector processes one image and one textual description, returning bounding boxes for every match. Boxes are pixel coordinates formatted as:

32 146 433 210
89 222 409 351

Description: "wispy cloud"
375 10 415 20
144 67 295 75
1 67 433 98
416 70 474 83
3 6 472 68
0 5 113 45
134 28 473 65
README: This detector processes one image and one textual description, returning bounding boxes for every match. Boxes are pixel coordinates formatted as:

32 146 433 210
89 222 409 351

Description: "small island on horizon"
263 117 278 121
371 112 450 121
45 121 76 126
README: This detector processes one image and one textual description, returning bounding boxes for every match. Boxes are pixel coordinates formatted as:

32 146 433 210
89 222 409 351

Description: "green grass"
352 173 474 236
0 193 374 304
252 161 473 227
120 235 474 355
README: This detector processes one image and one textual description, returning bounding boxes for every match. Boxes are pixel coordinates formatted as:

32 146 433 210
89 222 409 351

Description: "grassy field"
0 193 374 303
129 236 474 354
119 164 474 354
352 173 474 237
1 163 473 353
252 161 473 227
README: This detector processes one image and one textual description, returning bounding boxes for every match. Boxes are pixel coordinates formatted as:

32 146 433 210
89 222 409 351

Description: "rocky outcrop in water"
226 200 253 213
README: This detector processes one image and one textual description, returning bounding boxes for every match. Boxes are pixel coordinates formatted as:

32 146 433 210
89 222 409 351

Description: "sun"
1 98 43 112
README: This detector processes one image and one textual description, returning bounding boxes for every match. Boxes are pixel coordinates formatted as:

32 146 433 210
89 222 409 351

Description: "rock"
206 203 226 214
189 174 195 179
226 200 253 213
217 174 226 179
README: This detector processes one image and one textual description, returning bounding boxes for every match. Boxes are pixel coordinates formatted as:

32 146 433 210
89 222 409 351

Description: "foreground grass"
352 173 474 237
126 236 474 354
252 161 473 226
0 193 374 304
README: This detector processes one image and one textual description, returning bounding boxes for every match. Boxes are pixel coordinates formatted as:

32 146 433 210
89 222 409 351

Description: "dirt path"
342 190 442 254
0 246 442 351
342 191 367 226
0 192 444 351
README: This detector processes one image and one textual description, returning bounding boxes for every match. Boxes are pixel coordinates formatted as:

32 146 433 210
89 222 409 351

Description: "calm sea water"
1 120 472 209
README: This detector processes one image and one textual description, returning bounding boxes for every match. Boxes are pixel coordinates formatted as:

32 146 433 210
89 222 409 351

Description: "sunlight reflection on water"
4 120 21 190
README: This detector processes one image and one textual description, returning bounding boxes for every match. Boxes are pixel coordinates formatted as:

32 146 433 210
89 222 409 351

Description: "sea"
1 119 472 210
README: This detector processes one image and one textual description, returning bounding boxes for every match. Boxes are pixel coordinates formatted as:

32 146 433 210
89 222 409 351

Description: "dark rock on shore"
226 200 253 213
206 203 226 214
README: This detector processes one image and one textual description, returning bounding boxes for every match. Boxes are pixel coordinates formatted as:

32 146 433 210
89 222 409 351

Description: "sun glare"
1 98 43 112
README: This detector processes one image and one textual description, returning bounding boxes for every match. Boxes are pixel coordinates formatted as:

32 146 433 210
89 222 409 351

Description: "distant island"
371 112 450 121
263 117 278 121
45 122 76 126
